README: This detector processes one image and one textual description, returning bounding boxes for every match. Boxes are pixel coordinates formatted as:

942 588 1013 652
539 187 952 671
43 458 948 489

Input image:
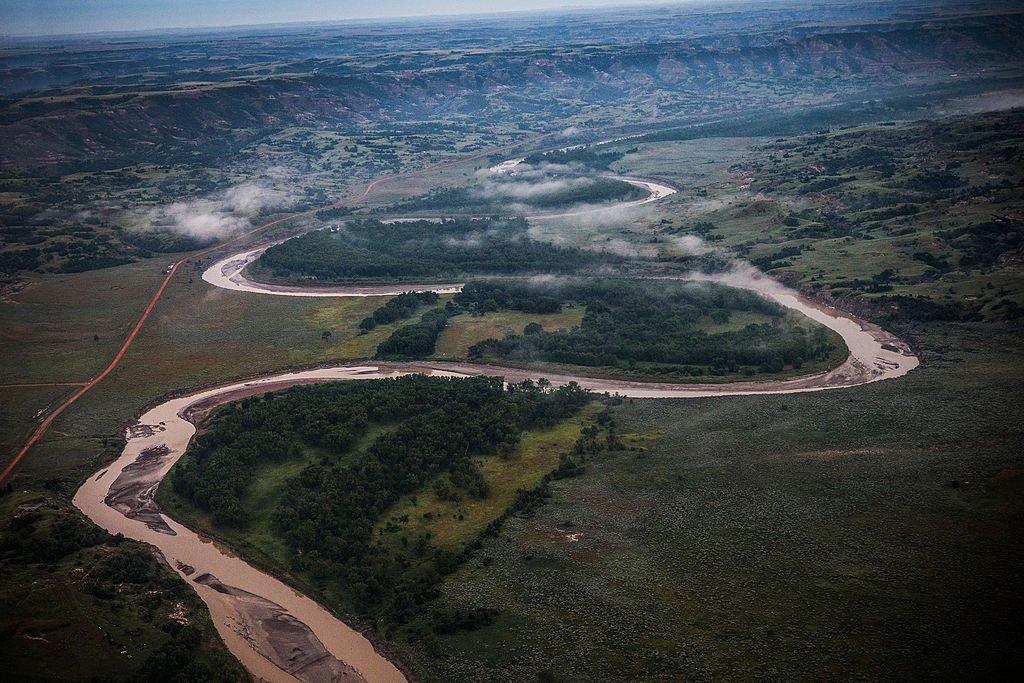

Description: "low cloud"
475 163 598 205
936 89 1024 116
598 238 660 259
155 202 247 239
485 176 595 201
683 260 790 299
443 234 484 249
222 183 289 213
145 181 297 240
527 273 567 287
530 199 657 235
669 234 715 256
484 160 583 179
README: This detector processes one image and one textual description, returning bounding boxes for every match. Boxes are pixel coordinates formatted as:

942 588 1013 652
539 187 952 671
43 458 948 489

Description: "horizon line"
0 0 719 41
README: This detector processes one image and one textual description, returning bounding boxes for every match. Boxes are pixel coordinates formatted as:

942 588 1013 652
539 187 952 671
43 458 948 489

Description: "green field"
376 403 602 552
0 385 75 458
434 307 585 360
388 322 1024 680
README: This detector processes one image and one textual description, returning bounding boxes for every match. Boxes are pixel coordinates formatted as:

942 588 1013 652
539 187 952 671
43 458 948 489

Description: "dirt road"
1 134 550 484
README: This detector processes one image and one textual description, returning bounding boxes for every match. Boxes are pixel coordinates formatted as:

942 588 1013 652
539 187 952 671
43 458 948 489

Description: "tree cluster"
394 175 644 212
522 147 627 169
256 217 605 282
454 280 564 314
458 279 835 375
374 306 454 359
360 291 439 331
170 375 591 631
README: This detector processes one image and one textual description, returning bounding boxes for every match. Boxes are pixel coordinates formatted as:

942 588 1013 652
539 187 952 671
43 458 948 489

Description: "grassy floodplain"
156 401 604 620
0 256 399 484
434 307 586 359
389 323 1024 680
374 404 604 553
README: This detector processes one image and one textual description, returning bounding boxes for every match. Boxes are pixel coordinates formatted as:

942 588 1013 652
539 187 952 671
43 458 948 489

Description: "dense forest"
255 217 607 282
360 291 439 331
374 306 454 359
169 376 593 630
393 174 645 213
455 279 838 376
367 278 840 376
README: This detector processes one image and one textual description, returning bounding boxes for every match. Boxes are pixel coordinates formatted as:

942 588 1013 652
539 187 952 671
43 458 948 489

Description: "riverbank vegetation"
391 173 645 214
387 322 1024 680
163 375 613 636
252 217 610 284
522 146 630 169
0 497 243 681
457 280 837 375
374 306 455 360
359 291 439 331
371 278 844 379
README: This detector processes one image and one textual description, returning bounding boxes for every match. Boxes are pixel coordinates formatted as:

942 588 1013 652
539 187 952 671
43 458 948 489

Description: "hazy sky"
1 0 688 36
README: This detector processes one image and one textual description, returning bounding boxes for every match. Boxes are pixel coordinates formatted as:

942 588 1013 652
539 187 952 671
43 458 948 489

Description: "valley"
1 2 1022 681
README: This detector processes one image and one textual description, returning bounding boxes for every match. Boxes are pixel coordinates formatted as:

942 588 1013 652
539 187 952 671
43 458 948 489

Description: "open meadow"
391 323 1024 680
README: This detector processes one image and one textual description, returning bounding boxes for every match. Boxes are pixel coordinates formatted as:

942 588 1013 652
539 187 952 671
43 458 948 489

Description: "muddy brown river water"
76 167 918 681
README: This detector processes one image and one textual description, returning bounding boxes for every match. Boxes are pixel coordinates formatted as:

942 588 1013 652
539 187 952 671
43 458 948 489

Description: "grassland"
390 322 1024 680
622 110 1024 322
434 307 585 360
0 260 169 384
0 257 433 679
0 256 409 483
376 403 601 553
0 386 75 459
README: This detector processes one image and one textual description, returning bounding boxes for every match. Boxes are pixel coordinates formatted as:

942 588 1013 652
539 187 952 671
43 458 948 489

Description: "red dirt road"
0 135 548 484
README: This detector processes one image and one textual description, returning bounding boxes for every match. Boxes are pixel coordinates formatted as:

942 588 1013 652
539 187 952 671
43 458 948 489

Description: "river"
75 157 917 682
